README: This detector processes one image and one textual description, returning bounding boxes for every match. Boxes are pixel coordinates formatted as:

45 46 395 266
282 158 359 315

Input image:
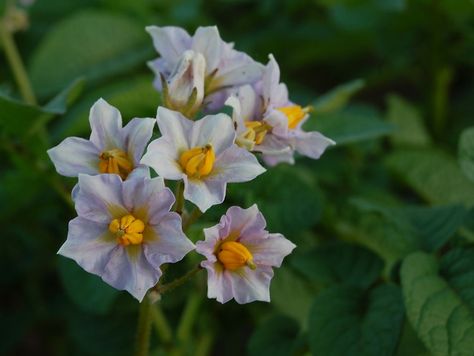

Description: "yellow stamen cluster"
243 121 270 145
277 105 312 129
179 144 215 179
99 148 133 180
217 241 256 271
109 215 145 246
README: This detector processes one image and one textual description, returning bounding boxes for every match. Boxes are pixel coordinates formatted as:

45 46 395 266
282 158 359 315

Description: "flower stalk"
134 295 153 356
154 265 202 295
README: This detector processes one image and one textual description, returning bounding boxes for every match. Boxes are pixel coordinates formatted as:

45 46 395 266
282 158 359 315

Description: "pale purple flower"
47 98 154 180
195 205 296 304
140 107 265 213
146 25 264 111
226 55 335 166
58 174 195 301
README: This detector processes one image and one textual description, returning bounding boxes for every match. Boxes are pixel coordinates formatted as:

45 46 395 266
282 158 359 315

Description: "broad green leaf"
386 148 474 206
42 78 85 114
270 267 315 326
248 315 301 356
291 242 383 289
401 251 474 356
305 104 394 145
58 256 119 315
28 10 151 98
459 126 474 183
308 284 404 356
386 95 431 147
313 79 365 114
52 76 159 140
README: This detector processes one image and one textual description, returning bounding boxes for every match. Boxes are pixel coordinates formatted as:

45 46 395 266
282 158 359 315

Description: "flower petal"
225 205 267 240
246 233 296 268
262 150 295 166
75 174 128 223
89 98 124 150
123 117 156 164
191 26 222 74
202 261 235 304
47 137 100 177
229 266 273 303
183 176 226 212
196 215 230 261
213 61 264 91
140 138 184 180
292 131 335 159
122 177 166 215
58 217 116 275
101 246 161 301
156 107 192 151
144 213 194 267
146 26 191 66
190 114 235 155
212 145 266 182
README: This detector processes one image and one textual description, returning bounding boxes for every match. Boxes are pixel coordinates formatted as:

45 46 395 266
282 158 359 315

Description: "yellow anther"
179 144 215 179
109 214 145 246
99 148 133 180
217 241 256 271
277 105 312 129
244 121 270 145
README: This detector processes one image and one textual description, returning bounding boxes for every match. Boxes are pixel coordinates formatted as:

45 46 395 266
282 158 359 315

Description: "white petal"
75 174 128 223
47 137 100 177
140 138 184 180
122 177 166 214
262 54 281 108
293 131 335 159
101 247 161 302
192 26 222 74
262 149 295 167
123 117 156 164
190 114 235 155
156 107 192 151
212 145 265 183
246 233 296 268
89 98 124 150
213 61 264 91
230 266 273 304
183 176 226 212
146 26 191 66
202 261 235 304
226 205 267 239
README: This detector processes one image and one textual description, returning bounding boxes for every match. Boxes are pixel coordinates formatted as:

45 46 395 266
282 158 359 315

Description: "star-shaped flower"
58 174 195 301
195 205 296 304
141 107 265 212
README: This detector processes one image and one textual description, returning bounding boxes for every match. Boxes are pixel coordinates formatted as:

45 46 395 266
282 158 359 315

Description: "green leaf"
459 126 474 183
270 267 315 326
291 242 384 289
306 104 394 145
308 284 404 356
386 148 474 206
58 256 119 315
43 78 86 114
386 95 431 147
248 315 301 356
313 79 365 114
28 10 151 99
400 251 474 356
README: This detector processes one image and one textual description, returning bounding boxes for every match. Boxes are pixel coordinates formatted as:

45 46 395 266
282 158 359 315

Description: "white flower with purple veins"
48 98 154 180
226 54 335 166
146 25 264 112
58 174 195 301
140 107 265 213
195 205 295 304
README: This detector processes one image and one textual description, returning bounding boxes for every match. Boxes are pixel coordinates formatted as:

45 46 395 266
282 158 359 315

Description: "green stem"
150 303 173 345
134 295 153 356
174 181 185 215
183 207 202 232
177 292 201 343
195 331 214 356
155 265 202 295
0 20 37 105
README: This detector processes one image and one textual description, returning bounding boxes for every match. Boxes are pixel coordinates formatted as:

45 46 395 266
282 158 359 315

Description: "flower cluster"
48 25 333 303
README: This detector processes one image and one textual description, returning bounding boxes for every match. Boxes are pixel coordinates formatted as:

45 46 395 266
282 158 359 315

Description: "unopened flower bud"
161 50 205 118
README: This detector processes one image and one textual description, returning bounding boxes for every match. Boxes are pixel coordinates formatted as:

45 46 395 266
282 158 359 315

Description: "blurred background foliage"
1 0 474 355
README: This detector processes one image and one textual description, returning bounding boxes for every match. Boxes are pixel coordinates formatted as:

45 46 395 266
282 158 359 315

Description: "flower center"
109 214 145 246
217 241 256 271
99 148 133 180
179 144 215 179
243 121 271 145
277 105 312 129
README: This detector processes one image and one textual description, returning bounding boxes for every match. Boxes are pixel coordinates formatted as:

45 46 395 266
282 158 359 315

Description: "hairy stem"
155 265 202 295
0 21 37 105
174 181 185 215
134 295 153 356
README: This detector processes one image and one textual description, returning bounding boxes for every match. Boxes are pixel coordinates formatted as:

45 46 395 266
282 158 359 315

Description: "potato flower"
58 174 195 301
48 98 154 180
141 107 265 212
195 205 296 304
